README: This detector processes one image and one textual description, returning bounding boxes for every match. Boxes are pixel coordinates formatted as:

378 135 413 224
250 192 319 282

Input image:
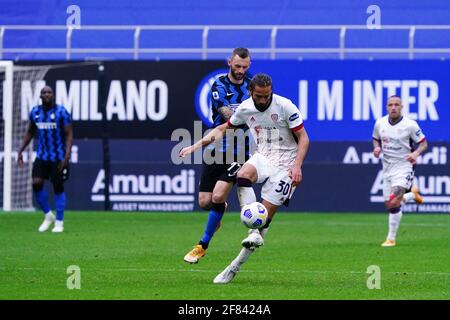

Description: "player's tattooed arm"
406 139 428 164
179 122 231 158
217 106 234 121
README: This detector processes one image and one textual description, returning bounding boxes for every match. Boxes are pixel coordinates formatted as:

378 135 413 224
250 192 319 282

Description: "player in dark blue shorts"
17 86 73 233
184 48 253 263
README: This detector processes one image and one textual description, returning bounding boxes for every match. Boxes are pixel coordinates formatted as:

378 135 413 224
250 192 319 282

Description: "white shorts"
245 153 296 206
382 161 415 201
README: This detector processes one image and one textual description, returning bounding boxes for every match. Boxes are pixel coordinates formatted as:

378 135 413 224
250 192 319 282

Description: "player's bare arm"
179 122 232 158
17 122 36 167
373 138 381 158
217 106 234 120
289 127 310 187
406 140 428 164
58 123 73 172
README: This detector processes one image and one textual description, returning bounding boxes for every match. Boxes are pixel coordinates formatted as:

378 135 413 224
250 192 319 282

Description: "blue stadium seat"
1 0 449 60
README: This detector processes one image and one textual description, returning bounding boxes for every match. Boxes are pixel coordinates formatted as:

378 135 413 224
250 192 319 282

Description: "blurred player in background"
183 48 252 263
18 86 73 233
372 95 427 247
180 73 309 283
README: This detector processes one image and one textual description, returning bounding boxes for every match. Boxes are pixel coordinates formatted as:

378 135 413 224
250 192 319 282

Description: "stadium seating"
1 0 450 60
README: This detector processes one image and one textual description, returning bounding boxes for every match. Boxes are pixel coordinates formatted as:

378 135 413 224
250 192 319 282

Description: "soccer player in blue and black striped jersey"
18 86 73 233
184 48 252 264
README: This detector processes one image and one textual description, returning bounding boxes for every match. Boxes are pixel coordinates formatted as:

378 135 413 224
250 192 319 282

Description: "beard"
253 94 273 112
230 69 244 81
42 97 53 107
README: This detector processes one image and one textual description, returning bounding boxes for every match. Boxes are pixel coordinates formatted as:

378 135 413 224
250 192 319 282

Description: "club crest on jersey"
50 113 55 120
271 114 279 123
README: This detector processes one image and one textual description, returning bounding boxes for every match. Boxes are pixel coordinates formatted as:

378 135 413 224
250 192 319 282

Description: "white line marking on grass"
275 221 450 228
3 267 450 276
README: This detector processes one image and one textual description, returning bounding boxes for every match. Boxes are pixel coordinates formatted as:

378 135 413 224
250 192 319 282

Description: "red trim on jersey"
291 124 304 132
418 137 426 144
226 119 236 128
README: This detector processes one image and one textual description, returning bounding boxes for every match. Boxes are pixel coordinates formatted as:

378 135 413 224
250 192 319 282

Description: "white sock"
259 227 269 239
387 211 403 240
403 192 414 203
231 228 269 270
231 248 254 269
237 186 256 208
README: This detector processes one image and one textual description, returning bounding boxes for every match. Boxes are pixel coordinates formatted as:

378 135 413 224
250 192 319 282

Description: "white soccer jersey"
228 94 304 169
372 115 426 166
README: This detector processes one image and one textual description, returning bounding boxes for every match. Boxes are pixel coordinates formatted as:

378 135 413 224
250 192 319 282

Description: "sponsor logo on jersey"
36 122 57 129
289 113 299 121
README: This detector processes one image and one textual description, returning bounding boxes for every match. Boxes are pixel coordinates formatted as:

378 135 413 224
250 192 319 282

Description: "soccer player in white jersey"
372 95 428 247
180 73 309 283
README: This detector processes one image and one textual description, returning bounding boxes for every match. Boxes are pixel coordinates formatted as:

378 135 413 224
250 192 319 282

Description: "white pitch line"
274 221 450 228
2 267 450 276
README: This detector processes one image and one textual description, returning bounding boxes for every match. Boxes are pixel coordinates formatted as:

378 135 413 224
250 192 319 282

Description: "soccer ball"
240 202 268 229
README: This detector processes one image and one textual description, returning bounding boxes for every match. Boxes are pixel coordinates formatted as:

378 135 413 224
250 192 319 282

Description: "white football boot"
213 264 240 284
241 229 264 249
52 220 64 233
38 212 55 232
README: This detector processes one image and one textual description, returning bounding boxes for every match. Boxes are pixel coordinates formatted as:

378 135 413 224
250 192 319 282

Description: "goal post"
1 61 100 212
1 60 13 211
1 61 50 212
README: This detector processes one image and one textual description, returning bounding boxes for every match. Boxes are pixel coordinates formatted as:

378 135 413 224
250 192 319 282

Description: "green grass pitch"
0 211 449 300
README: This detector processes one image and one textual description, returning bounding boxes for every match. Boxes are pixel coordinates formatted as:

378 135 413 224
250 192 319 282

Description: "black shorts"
32 159 70 183
198 151 247 193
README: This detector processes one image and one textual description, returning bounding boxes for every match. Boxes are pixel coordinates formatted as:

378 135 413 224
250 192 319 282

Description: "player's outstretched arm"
290 127 310 187
179 122 230 158
17 123 36 167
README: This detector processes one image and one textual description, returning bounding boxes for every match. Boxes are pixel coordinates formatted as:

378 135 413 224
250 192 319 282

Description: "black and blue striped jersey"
29 104 72 162
210 74 251 158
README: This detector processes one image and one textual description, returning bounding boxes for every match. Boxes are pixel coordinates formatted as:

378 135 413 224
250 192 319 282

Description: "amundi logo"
195 69 228 128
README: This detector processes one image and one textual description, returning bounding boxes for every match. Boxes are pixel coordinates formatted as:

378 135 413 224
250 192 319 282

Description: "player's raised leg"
242 200 276 249
403 186 423 204
214 202 274 284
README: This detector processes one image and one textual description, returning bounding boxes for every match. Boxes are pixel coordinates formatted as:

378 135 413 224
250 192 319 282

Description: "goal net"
1 61 50 211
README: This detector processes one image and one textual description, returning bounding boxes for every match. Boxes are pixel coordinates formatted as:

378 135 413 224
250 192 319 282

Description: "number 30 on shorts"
275 180 291 196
